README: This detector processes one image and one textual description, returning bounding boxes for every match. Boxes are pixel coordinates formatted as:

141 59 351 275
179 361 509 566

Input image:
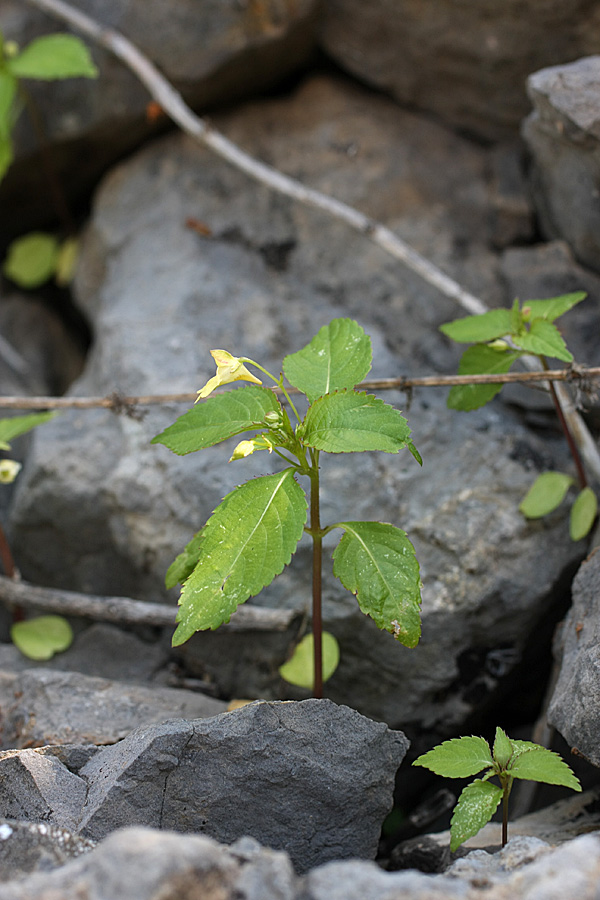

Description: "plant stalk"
542 358 587 489
309 450 323 699
502 787 509 848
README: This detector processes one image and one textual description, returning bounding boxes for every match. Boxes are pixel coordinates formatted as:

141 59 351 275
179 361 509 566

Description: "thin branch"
0 367 598 411
19 0 600 483
0 575 299 632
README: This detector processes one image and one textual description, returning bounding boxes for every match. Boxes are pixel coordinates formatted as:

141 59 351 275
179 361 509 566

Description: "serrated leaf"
7 34 98 80
524 292 586 323
513 319 573 362
447 345 523 411
413 736 494 777
279 631 340 689
519 471 573 519
509 747 581 791
450 780 503 852
493 727 513 769
0 411 57 447
3 232 60 288
302 390 412 454
165 529 204 590
173 469 307 645
151 386 282 455
283 318 372 403
440 309 513 344
333 522 422 647
11 615 73 661
570 487 598 541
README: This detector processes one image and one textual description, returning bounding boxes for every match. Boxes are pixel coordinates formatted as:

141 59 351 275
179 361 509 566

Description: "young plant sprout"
152 318 423 696
413 727 581 851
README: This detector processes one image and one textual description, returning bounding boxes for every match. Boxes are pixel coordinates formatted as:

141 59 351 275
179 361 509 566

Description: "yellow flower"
196 350 262 401
229 435 274 462
0 459 21 484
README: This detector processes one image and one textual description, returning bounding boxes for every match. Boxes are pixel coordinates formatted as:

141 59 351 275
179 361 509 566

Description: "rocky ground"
0 1 600 897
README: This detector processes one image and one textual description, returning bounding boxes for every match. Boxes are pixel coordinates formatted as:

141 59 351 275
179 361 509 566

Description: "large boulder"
318 0 600 141
522 56 600 274
0 0 319 238
9 75 586 733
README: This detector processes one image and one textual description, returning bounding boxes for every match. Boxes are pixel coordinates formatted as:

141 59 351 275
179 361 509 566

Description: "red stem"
542 359 587 490
309 454 323 699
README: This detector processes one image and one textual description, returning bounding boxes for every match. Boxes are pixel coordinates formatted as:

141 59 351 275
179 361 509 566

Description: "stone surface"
8 74 587 734
0 0 319 238
548 548 600 767
522 56 600 274
0 750 86 831
77 699 408 872
318 0 600 141
3 667 227 748
0 820 93 882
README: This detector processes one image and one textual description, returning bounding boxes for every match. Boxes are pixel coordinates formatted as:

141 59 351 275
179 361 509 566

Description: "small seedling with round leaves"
152 318 423 696
413 727 581 851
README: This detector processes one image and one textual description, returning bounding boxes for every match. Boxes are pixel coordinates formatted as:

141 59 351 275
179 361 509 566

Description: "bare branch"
0 575 298 632
19 0 600 481
0 367 598 412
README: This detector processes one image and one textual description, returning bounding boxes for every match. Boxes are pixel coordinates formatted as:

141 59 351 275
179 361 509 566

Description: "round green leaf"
279 632 340 689
570 487 598 541
11 615 73 661
519 472 573 519
8 34 98 80
3 232 60 288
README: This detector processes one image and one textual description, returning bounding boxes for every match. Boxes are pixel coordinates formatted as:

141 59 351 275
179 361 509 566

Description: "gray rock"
77 699 408 872
8 75 586 734
0 0 319 237
0 750 86 831
548 548 600 766
0 819 94 882
522 56 600 273
318 0 600 141
4 667 227 748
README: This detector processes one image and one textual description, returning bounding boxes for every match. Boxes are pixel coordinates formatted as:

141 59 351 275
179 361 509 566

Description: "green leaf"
519 471 573 519
513 319 573 362
278 631 340 689
0 69 17 138
165 529 204 590
570 487 598 541
0 411 57 448
493 727 513 769
173 469 307 645
524 292 587 323
283 318 372 403
302 390 413 454
509 747 581 791
151 386 282 455
439 309 513 344
11 615 73 661
7 34 98 80
333 522 422 647
3 232 60 288
413 736 494 778
447 345 523 411
450 780 503 852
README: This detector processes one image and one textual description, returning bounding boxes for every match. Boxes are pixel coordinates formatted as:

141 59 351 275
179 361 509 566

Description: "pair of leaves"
169 477 422 650
519 472 598 541
440 293 586 411
0 32 97 183
3 232 79 289
413 727 581 851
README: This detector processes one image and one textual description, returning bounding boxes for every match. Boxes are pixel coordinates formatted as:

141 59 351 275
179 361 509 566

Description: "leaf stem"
309 448 323 699
541 358 587 489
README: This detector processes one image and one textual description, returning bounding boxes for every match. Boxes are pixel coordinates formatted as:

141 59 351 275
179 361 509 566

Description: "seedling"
152 318 423 696
440 293 598 540
0 29 97 287
413 727 581 850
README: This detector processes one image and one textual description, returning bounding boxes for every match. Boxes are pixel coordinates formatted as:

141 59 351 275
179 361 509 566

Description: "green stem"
541 357 587 490
241 360 302 423
309 449 323 699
